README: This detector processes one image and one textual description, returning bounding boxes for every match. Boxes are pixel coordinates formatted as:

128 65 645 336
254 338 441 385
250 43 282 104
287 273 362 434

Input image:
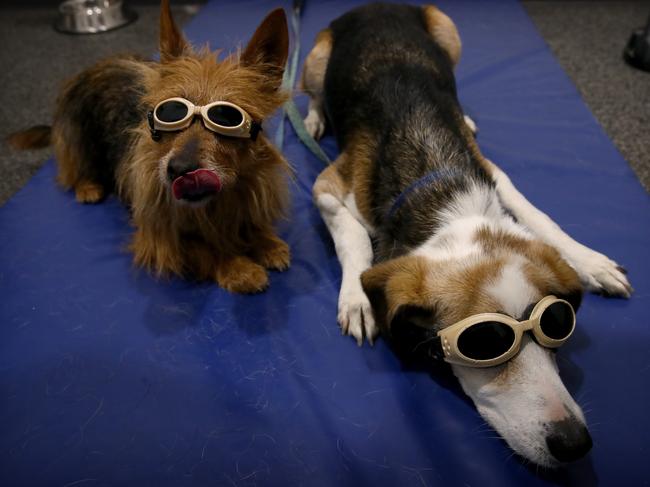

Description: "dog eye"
207 105 244 127
156 100 189 122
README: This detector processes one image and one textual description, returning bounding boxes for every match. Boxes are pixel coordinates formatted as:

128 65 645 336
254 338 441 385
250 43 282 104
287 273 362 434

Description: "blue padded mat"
2 1 649 485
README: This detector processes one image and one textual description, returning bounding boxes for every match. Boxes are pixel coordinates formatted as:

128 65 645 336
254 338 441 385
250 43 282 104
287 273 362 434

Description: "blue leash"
275 0 331 165
276 2 457 214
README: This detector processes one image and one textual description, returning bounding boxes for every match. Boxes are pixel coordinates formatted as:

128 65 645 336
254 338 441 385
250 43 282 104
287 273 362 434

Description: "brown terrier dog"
9 0 292 293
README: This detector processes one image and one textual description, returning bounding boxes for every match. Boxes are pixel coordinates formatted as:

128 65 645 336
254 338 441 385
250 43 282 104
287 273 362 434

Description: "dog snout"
167 137 202 181
545 416 593 463
167 156 200 181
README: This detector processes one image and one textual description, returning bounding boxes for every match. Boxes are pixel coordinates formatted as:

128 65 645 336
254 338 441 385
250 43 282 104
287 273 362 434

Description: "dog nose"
545 417 593 462
167 157 199 181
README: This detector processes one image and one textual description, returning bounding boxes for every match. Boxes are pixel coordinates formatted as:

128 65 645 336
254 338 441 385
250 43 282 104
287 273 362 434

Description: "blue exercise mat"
2 1 649 485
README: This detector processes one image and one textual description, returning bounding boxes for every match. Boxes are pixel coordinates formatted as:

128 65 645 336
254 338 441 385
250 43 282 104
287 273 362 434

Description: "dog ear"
361 256 430 329
555 288 583 312
390 305 440 359
362 257 440 358
159 0 189 62
360 261 392 330
240 8 289 90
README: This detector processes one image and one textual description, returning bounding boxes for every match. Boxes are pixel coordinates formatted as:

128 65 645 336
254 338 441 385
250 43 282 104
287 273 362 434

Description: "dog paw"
75 181 104 203
217 256 269 294
256 238 291 271
570 247 633 298
464 115 478 136
304 109 325 140
338 286 378 346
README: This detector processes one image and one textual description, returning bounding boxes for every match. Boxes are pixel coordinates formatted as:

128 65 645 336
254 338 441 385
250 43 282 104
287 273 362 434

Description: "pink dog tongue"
172 169 222 200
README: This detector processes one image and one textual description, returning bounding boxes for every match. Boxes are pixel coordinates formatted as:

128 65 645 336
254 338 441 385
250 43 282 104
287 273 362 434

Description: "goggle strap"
147 110 161 142
250 122 262 141
427 335 446 361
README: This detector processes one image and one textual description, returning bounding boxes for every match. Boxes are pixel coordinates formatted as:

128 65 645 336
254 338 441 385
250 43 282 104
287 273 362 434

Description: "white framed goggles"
147 97 262 141
424 296 576 368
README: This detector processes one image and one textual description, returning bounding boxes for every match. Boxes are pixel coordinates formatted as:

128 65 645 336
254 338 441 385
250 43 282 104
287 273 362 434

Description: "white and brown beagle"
301 2 632 467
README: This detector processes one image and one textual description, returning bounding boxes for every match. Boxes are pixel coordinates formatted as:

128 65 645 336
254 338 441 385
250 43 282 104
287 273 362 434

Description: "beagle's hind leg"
300 29 332 140
423 6 478 135
422 5 462 66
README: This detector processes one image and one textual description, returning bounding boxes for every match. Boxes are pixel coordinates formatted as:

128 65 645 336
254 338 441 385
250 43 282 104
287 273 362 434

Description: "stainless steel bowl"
55 0 137 35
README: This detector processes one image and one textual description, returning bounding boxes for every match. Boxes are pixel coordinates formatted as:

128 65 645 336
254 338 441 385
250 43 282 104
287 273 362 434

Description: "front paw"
571 247 633 298
217 256 269 294
338 284 378 346
75 181 104 203
255 238 291 271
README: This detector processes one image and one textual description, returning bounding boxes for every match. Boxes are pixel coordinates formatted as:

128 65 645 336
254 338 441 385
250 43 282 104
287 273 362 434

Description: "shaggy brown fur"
9 0 292 293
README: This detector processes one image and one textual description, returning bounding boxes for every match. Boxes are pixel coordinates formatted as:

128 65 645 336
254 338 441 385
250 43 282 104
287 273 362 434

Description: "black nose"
167 157 199 181
545 418 593 462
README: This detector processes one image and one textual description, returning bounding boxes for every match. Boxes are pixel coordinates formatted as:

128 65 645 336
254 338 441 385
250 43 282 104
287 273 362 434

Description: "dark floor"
0 1 648 206
0 4 198 206
523 0 650 192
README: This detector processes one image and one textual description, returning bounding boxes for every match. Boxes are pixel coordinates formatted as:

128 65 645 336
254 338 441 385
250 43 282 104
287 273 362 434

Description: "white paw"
464 115 478 135
304 109 325 140
338 287 378 346
570 247 632 298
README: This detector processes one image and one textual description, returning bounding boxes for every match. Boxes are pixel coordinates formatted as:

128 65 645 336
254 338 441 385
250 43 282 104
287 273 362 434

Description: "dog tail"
6 125 52 150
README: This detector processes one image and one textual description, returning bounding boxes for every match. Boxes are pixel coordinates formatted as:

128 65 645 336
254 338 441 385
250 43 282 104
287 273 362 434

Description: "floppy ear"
361 257 440 358
360 260 394 329
556 288 583 313
361 256 430 329
240 8 289 90
159 0 190 62
390 305 440 359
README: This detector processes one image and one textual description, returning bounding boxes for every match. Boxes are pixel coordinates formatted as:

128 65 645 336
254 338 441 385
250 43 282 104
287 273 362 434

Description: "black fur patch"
58 57 148 192
323 3 494 259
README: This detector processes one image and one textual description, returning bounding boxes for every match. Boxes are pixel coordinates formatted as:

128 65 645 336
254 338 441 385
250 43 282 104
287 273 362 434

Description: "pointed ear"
240 8 289 89
160 0 189 62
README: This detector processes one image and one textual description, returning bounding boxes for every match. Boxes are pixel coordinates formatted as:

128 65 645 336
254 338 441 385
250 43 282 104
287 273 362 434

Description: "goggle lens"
457 321 515 361
155 100 189 123
207 104 244 127
539 301 574 340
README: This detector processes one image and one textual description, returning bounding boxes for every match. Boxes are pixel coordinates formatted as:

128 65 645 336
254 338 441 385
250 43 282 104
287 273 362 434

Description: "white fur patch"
453 336 587 467
158 148 175 187
315 192 377 345
343 193 375 235
485 259 537 318
414 216 484 261
464 115 477 134
414 185 531 262
438 183 503 222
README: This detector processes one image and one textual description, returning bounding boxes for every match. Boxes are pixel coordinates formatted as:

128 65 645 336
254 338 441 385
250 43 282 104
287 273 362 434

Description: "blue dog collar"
386 168 462 219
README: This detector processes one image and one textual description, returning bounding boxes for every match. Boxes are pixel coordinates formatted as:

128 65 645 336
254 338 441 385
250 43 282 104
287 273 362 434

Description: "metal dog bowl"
55 0 137 35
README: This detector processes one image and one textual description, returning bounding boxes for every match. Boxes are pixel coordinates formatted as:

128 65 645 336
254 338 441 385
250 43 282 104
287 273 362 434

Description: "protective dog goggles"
428 296 576 367
147 97 261 141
